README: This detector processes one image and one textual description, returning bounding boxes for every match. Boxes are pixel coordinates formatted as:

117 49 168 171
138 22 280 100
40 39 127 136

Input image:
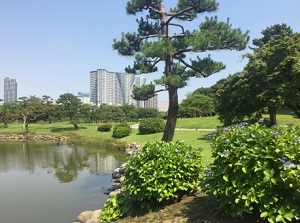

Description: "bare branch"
166 6 194 23
169 23 185 33
132 34 161 46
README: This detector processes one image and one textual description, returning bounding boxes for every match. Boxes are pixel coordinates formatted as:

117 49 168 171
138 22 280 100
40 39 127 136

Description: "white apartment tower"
134 76 147 108
4 77 17 103
90 69 135 106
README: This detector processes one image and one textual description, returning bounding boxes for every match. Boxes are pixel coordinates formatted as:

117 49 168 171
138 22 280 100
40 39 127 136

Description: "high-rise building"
4 77 17 103
90 69 135 106
134 76 147 108
144 94 158 109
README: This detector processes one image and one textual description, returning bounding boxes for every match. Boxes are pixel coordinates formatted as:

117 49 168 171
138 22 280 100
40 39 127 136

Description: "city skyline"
1 1 299 101
89 68 158 108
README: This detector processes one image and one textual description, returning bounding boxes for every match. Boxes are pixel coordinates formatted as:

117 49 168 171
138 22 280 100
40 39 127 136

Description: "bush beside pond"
99 141 203 222
203 123 300 223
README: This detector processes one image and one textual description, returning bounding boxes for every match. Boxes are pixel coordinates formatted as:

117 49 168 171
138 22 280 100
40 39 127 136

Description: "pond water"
0 141 126 223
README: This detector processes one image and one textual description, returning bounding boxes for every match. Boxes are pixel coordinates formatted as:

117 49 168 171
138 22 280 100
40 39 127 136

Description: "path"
130 124 215 132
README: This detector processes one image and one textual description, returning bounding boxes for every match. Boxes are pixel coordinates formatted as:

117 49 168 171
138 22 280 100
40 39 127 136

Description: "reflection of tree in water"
53 147 89 183
0 142 125 183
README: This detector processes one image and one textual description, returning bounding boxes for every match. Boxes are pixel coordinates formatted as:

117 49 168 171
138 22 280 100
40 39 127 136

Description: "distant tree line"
0 93 161 130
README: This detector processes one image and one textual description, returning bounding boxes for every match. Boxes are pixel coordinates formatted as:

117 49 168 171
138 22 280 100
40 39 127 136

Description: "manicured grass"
123 128 214 165
176 116 222 129
1 114 299 165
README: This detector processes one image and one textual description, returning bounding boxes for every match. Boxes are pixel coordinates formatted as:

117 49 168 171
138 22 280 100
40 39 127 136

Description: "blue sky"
1 0 299 101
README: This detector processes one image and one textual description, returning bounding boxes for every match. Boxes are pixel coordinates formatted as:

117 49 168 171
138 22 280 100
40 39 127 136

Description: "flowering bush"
203 123 300 223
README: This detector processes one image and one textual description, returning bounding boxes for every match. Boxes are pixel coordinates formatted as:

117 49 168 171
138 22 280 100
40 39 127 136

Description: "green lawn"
1 114 299 166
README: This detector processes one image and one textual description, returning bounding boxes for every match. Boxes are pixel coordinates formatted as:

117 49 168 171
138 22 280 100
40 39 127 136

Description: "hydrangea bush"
100 140 203 222
203 123 300 223
124 141 203 209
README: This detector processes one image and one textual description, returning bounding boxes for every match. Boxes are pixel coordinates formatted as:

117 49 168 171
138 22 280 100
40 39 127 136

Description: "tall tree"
113 0 249 141
56 93 83 130
244 24 299 125
216 24 300 126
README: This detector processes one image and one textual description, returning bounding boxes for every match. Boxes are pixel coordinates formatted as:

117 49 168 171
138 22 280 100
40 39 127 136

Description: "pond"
0 141 127 223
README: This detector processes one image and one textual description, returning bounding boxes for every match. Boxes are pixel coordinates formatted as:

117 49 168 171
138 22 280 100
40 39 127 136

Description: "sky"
1 0 299 102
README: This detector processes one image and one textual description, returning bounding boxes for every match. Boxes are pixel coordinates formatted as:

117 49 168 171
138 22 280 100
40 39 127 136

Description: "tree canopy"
216 24 300 126
56 93 84 130
113 0 249 141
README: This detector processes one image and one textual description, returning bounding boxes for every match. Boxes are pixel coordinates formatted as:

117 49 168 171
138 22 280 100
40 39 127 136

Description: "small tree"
179 93 215 117
18 96 47 130
0 101 19 128
113 0 249 141
56 93 83 130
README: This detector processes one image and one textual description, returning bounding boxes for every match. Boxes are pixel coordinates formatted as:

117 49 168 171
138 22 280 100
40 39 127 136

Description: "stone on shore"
75 209 101 223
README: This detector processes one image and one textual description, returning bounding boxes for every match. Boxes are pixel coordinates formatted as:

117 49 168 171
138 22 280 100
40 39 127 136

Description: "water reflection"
0 142 127 223
0 142 126 183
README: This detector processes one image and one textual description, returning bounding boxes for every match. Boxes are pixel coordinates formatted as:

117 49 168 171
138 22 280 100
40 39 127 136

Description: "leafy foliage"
124 141 203 209
56 93 84 130
216 24 300 126
136 107 161 119
179 93 215 118
97 123 112 132
112 122 132 138
99 192 133 223
0 102 19 128
138 118 165 134
203 123 300 222
99 141 204 222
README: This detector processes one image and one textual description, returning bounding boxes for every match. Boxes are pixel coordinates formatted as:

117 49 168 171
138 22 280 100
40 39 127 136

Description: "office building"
144 94 158 109
4 77 17 103
134 76 147 108
90 69 135 106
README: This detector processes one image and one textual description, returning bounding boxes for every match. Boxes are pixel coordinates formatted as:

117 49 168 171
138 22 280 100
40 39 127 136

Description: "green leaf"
275 214 284 222
283 211 295 221
223 175 229 182
242 166 247 173
260 212 268 218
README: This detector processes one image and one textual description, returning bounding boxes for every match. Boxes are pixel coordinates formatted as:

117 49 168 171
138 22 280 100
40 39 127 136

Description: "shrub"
99 192 132 223
203 123 300 223
125 141 203 209
112 122 132 138
138 118 165 134
99 141 203 222
97 123 112 132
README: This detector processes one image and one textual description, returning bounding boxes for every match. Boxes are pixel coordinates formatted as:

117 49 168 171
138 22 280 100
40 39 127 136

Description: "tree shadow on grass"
178 192 265 223
197 132 216 141
50 126 87 133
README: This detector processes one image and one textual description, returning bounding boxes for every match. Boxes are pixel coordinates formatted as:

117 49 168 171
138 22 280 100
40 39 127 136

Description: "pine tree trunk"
286 103 300 118
162 87 178 141
268 106 277 126
21 113 27 130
